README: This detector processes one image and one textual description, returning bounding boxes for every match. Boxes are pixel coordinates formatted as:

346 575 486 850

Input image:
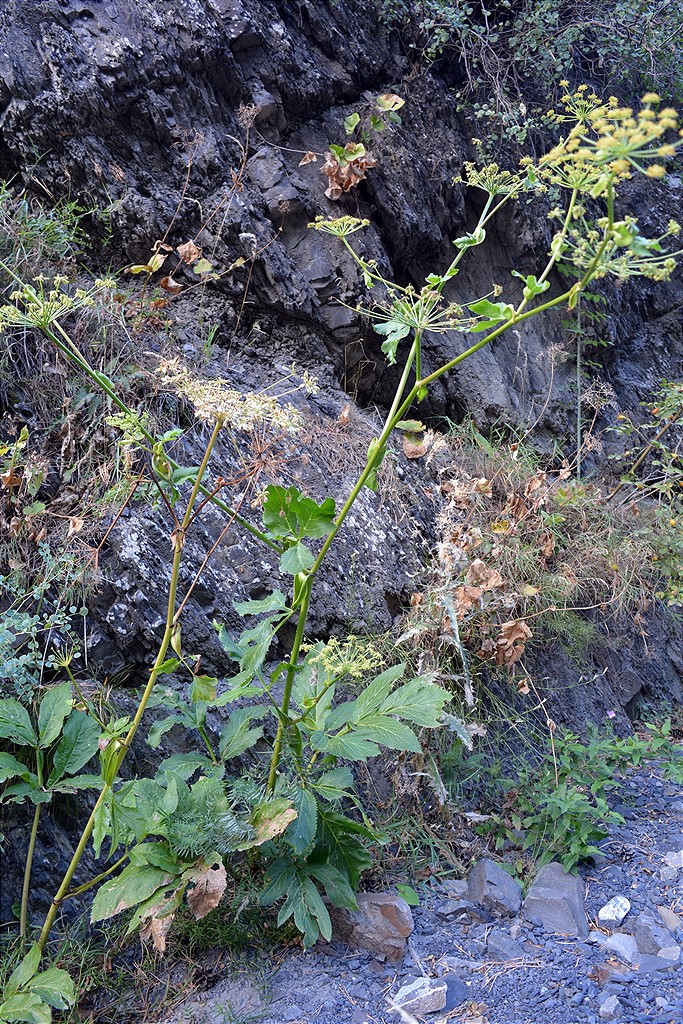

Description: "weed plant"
1 87 683 1020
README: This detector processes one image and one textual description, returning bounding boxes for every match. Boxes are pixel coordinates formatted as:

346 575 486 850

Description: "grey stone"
329 893 413 962
664 850 683 868
602 933 641 965
598 896 631 929
486 928 526 961
523 862 588 937
635 953 678 973
391 977 447 1015
657 945 680 962
443 879 468 899
442 973 468 1010
467 858 522 917
599 994 622 1020
634 911 675 954
659 865 679 881
657 905 682 933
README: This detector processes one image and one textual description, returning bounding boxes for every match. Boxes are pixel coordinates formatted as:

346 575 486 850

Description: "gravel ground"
166 762 683 1024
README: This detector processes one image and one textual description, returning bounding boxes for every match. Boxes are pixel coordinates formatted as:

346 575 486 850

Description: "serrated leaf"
218 707 266 761
314 730 381 760
286 788 318 854
91 864 174 922
27 966 75 1010
394 419 425 432
155 753 216 782
354 715 422 752
315 807 373 888
233 590 288 616
379 675 450 726
355 663 406 720
146 716 183 749
46 711 100 786
7 944 41 993
0 993 51 1023
0 753 33 785
306 861 357 909
0 699 36 747
243 798 297 848
372 319 411 364
313 767 354 801
441 713 474 749
191 674 217 703
280 541 315 575
37 683 73 748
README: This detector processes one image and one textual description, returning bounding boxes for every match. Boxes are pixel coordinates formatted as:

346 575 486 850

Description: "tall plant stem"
37 419 222 951
20 757 42 941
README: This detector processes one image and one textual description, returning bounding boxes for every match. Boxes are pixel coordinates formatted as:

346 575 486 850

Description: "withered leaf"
160 275 183 294
247 801 297 847
187 859 227 920
140 913 175 952
298 151 318 165
402 429 434 459
495 619 533 668
465 558 504 590
176 240 202 264
67 516 84 538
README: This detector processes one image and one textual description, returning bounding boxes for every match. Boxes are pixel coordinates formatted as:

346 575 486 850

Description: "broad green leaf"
92 789 113 858
395 419 425 432
0 699 36 747
512 270 550 300
355 663 406 719
233 590 288 616
0 780 45 804
354 715 422 752
27 966 75 1010
50 774 104 793
314 730 381 760
218 707 266 761
47 711 100 786
263 485 335 540
280 542 315 575
380 676 450 726
156 657 181 675
453 226 486 249
212 680 263 706
0 753 32 785
306 861 357 910
344 112 361 134
313 766 354 801
91 864 174 922
155 754 215 781
0 993 50 1023
375 93 404 111
190 674 217 703
37 683 72 748
315 807 374 889
128 842 180 873
286 788 317 855
277 872 331 945
468 298 515 325
147 716 183 749
7 944 41 993
260 858 297 906
396 883 420 906
240 798 297 849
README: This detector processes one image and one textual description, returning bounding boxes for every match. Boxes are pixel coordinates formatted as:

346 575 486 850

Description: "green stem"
267 579 312 793
20 755 42 942
576 298 583 480
37 420 222 951
63 852 129 901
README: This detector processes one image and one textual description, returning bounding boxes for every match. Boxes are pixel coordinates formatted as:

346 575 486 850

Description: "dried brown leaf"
160 275 183 294
187 860 227 920
177 240 202 264
465 558 504 590
299 150 318 165
140 913 175 952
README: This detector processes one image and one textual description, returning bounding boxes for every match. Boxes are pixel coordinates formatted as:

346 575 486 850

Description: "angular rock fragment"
634 910 676 954
329 893 413 961
486 927 526 961
601 932 640 965
390 977 447 1015
523 862 588 937
467 858 522 916
598 895 630 929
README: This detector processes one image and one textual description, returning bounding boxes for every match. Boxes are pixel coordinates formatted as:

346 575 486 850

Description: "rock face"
0 0 681 716
328 892 414 961
391 976 447 1015
523 862 589 937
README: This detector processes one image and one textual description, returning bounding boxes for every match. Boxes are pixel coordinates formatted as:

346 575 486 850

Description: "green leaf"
0 753 33 785
394 420 425 432
315 807 374 888
91 863 174 922
355 663 406 719
218 707 266 761
260 858 297 907
263 485 336 540
306 861 357 909
7 944 41 993
354 715 422 752
280 541 315 575
191 674 217 703
313 767 354 801
277 872 331 945
156 657 181 675
128 842 180 873
396 883 420 906
46 711 100 786
156 754 216 782
50 774 104 793
147 716 183 749
442 712 474 749
313 730 381 760
27 967 75 1010
0 993 51 1023
0 780 43 805
344 112 361 135
286 788 318 855
380 676 450 727
468 298 515 327
453 226 486 250
373 320 411 364
193 257 215 275
512 270 550 300
0 699 36 747
37 683 73 748
233 590 288 616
